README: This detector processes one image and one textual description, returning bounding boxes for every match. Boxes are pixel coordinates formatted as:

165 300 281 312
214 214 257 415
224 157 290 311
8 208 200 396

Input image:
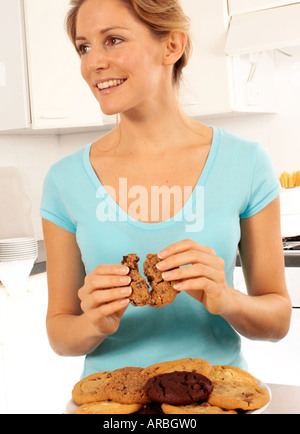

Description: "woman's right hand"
78 264 132 338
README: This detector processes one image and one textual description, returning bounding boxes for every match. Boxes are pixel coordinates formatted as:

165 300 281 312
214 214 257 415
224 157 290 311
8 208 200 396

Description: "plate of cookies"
66 358 271 415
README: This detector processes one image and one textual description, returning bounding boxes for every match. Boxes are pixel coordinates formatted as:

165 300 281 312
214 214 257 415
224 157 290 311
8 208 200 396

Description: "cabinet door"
0 276 68 414
180 0 234 117
228 0 300 16
24 0 103 129
0 0 30 131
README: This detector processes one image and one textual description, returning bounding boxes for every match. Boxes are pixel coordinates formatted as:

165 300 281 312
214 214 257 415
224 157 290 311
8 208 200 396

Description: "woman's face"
75 0 168 116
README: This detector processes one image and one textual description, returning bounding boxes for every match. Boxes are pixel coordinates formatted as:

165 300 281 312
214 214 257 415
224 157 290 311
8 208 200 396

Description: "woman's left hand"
156 239 232 316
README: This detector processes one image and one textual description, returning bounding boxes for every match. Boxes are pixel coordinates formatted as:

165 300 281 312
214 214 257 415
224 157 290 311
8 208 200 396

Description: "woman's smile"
95 78 128 94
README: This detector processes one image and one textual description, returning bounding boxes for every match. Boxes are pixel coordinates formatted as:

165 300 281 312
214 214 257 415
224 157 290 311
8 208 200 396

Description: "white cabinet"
0 0 278 133
228 0 300 16
24 0 104 130
180 0 234 117
234 266 300 386
226 3 300 55
0 0 31 130
0 274 84 414
0 0 108 132
180 0 277 116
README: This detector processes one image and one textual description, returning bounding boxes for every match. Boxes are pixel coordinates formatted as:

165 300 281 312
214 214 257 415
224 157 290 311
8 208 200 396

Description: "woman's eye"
77 44 91 55
106 37 123 46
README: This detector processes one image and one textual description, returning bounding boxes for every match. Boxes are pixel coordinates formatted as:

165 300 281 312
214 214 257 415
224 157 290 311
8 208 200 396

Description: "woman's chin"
100 105 121 117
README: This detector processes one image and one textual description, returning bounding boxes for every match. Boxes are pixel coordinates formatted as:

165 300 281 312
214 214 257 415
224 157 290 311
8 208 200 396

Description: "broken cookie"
121 253 178 308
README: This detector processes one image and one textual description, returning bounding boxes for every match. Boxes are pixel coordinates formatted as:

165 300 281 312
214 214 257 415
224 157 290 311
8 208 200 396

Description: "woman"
41 0 291 378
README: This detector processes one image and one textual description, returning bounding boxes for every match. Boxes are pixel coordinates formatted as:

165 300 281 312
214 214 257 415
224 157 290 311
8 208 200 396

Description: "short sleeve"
240 144 281 219
40 169 76 234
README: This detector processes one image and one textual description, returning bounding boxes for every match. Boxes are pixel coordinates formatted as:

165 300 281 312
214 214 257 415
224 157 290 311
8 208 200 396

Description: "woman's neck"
115 90 208 156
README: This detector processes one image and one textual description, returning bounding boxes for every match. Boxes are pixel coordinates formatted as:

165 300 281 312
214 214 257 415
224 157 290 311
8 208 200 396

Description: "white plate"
0 237 37 244
64 379 272 415
247 380 272 415
0 246 38 252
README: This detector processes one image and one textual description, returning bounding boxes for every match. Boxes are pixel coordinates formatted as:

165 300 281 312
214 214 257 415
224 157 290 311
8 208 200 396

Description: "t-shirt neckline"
82 127 220 231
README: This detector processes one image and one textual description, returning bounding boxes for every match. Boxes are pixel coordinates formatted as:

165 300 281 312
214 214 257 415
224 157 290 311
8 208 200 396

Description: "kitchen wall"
0 48 299 241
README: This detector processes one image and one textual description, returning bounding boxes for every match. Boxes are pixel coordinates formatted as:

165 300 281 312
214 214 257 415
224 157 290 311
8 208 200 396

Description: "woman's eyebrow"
76 26 128 41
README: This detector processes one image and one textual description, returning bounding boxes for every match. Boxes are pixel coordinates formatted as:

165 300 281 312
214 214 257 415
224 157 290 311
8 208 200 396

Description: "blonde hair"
66 0 192 86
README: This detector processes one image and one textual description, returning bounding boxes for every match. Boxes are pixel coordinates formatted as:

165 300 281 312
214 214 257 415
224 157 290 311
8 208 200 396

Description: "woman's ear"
163 31 187 66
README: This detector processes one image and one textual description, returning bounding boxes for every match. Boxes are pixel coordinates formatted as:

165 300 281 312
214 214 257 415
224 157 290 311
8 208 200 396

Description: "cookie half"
144 254 178 307
121 254 150 306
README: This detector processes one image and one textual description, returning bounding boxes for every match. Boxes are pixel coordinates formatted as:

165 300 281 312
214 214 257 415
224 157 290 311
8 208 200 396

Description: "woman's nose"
87 47 109 72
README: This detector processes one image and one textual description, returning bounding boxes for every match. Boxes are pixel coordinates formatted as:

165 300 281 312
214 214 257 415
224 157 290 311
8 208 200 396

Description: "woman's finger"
88 299 131 325
82 274 131 296
81 286 132 311
159 239 215 259
173 276 213 292
156 250 213 272
162 263 217 282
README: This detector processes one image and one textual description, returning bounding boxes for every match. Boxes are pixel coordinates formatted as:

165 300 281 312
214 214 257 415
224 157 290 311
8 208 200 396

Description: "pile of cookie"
72 358 270 414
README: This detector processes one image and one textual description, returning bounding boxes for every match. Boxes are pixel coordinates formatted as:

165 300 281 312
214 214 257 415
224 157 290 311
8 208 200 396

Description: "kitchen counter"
263 384 300 414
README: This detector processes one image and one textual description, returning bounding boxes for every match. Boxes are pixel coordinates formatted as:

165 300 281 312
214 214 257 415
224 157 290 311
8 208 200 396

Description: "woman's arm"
157 198 292 342
43 219 131 357
233 197 292 341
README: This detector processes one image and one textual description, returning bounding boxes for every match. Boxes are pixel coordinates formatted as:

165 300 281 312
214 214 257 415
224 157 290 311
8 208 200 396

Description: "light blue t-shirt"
40 127 281 377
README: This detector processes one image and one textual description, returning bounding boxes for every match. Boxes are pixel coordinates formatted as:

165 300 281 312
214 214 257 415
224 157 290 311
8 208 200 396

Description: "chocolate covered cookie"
144 371 213 405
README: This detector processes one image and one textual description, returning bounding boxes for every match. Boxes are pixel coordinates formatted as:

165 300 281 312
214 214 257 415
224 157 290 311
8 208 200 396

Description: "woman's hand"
157 239 231 316
78 264 132 338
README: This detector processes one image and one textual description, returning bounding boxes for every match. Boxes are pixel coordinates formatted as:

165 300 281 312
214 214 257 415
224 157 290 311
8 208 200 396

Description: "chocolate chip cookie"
72 371 111 404
143 254 178 307
121 254 149 307
121 253 178 308
75 401 143 414
144 358 213 378
207 381 270 411
104 367 153 405
161 402 238 414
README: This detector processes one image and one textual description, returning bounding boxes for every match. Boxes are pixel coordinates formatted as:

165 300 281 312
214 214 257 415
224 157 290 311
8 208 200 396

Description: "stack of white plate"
0 237 38 262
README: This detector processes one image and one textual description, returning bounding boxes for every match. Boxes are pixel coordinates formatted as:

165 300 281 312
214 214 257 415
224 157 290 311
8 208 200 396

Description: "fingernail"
173 283 183 291
162 271 172 280
120 276 131 284
120 266 130 274
120 298 130 306
156 260 166 270
121 286 132 295
158 250 168 259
